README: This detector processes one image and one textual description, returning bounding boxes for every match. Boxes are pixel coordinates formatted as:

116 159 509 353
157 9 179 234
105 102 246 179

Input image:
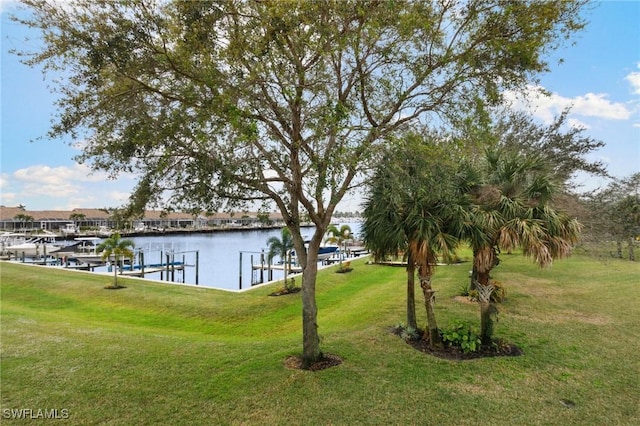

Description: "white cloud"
570 92 631 120
567 118 590 130
0 191 17 205
106 190 133 204
625 63 640 95
0 0 19 15
21 181 79 198
0 174 17 205
13 163 107 185
504 84 632 124
627 72 640 95
4 163 136 209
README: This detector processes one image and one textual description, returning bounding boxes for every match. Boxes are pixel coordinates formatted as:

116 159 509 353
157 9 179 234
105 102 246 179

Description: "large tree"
493 109 608 189
362 133 465 347
585 173 640 260
14 0 586 368
460 149 582 344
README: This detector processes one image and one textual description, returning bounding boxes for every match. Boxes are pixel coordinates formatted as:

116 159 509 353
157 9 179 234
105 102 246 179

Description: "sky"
1 1 639 212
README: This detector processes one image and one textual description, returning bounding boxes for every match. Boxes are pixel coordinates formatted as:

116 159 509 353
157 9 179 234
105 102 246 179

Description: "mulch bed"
390 326 523 360
268 287 301 297
284 353 343 371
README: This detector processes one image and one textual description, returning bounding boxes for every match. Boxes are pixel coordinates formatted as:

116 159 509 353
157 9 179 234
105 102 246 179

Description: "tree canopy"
585 173 640 260
13 0 587 368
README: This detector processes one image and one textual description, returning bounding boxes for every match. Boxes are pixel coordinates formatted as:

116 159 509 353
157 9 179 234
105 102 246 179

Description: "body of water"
97 223 362 291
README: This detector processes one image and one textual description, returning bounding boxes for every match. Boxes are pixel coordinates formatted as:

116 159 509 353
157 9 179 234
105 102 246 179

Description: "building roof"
0 206 111 221
0 206 283 222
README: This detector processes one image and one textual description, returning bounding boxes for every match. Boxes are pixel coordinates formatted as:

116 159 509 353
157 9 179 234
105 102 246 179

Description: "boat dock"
251 263 303 273
120 261 186 277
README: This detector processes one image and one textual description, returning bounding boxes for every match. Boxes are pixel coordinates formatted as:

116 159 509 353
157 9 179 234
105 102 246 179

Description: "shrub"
441 322 482 353
285 277 296 291
458 282 471 297
490 280 506 303
394 323 421 342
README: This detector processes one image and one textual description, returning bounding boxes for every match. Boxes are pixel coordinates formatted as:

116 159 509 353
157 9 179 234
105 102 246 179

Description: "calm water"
103 223 361 291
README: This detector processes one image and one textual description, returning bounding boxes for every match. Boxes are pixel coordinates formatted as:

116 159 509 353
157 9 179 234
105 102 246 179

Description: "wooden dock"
251 264 302 273
119 266 184 277
120 262 186 277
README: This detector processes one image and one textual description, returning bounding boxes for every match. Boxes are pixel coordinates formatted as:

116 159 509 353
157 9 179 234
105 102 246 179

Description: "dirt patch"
284 353 343 371
391 327 523 361
452 295 476 305
268 287 301 297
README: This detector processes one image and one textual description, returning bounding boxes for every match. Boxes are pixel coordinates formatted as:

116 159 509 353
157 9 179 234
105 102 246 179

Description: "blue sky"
1 1 639 212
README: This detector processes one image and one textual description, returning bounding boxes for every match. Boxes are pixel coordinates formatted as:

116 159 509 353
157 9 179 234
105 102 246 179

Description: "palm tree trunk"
284 250 289 286
476 270 495 345
418 272 442 348
406 258 417 330
113 257 118 288
469 264 478 291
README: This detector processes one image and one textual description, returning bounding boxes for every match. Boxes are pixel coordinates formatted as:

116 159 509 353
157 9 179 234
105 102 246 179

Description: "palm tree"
362 134 463 347
402 186 462 348
462 149 581 344
96 233 135 289
324 224 353 271
361 161 413 327
266 227 295 290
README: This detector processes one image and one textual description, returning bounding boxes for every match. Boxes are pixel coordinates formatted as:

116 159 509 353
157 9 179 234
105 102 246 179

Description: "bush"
490 280 506 303
394 323 421 342
458 282 471 297
441 322 481 353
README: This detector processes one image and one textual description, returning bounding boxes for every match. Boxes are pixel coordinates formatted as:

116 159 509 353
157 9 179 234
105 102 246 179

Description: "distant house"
0 206 113 232
0 206 285 233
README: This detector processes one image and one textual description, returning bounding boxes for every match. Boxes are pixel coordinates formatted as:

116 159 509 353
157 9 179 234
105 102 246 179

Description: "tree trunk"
301 263 322 368
476 270 495 345
113 257 118 288
616 240 623 258
406 258 417 330
418 273 442 348
469 264 478 291
284 250 289 285
628 237 635 261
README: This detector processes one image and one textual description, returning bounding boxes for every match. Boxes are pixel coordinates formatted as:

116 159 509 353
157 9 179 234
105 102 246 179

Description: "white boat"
317 245 340 261
0 232 26 254
61 223 80 236
58 237 105 265
133 222 147 232
291 244 340 264
97 226 112 237
5 232 62 257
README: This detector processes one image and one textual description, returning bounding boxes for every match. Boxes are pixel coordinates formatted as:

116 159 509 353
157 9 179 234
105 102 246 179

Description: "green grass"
1 253 639 425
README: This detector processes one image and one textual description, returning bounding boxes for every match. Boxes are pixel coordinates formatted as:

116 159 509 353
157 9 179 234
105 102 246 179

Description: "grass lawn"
1 252 639 425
